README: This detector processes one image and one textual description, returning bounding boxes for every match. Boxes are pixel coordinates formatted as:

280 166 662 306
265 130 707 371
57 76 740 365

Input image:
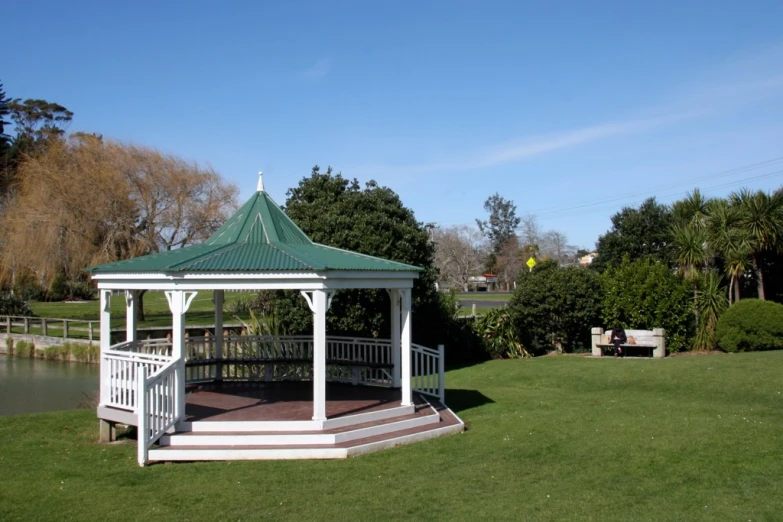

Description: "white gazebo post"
389 289 401 388
125 290 139 342
166 290 197 420
98 289 113 442
301 289 330 422
400 288 412 406
213 290 224 382
313 290 328 421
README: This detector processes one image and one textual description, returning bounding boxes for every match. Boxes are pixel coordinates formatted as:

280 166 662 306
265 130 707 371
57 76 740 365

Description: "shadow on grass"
444 388 494 414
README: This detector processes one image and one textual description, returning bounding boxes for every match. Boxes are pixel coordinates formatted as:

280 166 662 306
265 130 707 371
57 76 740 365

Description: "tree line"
434 193 580 291
0 79 239 301
502 187 783 355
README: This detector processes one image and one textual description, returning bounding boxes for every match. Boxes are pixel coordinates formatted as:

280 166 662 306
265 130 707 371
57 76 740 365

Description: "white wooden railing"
137 359 179 466
182 335 393 386
412 343 445 402
102 335 443 421
102 342 174 411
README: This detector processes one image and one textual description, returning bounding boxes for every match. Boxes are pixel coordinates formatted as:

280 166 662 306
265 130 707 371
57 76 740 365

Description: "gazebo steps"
160 408 440 447
178 402 419 433
147 400 464 462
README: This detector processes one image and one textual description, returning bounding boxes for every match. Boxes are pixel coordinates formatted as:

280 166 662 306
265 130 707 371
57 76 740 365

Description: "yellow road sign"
526 257 536 269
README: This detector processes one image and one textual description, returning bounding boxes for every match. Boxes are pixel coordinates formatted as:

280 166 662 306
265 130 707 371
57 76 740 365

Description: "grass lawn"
459 306 492 316
456 292 513 302
1 352 782 520
23 292 250 335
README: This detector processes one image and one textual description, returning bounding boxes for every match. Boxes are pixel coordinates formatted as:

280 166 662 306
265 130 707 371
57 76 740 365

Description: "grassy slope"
1 352 782 520
456 292 513 302
27 291 249 330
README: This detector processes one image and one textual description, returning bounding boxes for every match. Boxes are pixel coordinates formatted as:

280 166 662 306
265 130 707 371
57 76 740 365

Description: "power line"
534 156 783 217
539 169 783 219
434 156 783 229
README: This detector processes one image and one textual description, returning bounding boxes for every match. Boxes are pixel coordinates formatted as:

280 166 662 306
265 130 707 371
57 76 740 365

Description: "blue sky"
4 1 783 249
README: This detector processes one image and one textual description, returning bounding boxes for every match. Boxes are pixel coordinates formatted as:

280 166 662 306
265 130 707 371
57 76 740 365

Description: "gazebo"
88 175 463 465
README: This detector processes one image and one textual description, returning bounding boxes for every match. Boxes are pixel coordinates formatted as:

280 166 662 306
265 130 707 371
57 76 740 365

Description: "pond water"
0 357 99 416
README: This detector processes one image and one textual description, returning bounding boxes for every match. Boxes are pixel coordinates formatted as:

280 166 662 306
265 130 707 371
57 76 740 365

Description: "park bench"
590 328 666 358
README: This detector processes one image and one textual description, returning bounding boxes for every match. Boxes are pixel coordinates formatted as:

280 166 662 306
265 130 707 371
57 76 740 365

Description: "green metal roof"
87 189 422 274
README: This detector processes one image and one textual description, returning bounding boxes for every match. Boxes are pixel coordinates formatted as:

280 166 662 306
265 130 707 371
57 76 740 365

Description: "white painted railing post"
401 288 413 407
165 290 197 421
438 344 445 402
137 366 148 467
213 290 224 382
389 289 401 388
99 290 112 406
312 290 327 421
126 291 139 342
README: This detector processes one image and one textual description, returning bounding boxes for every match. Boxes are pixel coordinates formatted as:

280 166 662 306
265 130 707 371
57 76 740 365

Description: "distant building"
579 252 598 267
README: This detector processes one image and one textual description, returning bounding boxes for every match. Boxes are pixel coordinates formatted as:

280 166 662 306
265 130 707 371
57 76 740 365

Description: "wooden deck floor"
185 382 403 422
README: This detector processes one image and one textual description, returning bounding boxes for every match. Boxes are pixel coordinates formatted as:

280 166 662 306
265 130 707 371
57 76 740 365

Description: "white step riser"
321 404 416 430
333 413 439 444
159 413 439 447
148 422 463 462
148 447 348 461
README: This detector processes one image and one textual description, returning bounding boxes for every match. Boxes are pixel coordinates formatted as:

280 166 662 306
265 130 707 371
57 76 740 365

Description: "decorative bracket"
300 290 336 313
101 289 112 313
125 290 139 308
385 288 402 306
165 291 198 315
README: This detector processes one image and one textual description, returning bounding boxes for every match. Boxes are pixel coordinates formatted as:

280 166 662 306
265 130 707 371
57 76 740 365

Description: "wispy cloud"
355 45 783 176
353 111 695 177
298 57 332 80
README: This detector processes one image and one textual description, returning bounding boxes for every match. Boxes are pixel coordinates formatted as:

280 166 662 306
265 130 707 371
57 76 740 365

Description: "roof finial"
257 171 264 192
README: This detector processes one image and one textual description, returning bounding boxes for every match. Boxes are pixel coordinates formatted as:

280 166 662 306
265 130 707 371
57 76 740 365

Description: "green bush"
44 345 65 360
715 299 783 353
508 261 603 355
0 293 35 316
14 340 34 358
473 308 529 359
600 257 693 352
70 343 98 363
226 295 253 316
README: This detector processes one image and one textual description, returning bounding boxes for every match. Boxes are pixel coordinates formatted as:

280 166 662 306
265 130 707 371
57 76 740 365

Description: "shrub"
473 308 529 359
44 345 64 360
14 340 34 358
70 343 98 363
508 261 603 355
0 293 35 316
600 257 693 352
5 337 13 355
226 295 253 316
715 299 783 353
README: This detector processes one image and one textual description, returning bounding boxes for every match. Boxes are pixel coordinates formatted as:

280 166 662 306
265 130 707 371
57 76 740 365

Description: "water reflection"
0 357 99 416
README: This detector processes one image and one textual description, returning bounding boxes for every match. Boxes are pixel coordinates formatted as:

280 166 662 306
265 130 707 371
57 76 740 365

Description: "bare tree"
0 135 238 297
519 213 541 259
496 235 522 290
540 230 577 266
433 225 486 291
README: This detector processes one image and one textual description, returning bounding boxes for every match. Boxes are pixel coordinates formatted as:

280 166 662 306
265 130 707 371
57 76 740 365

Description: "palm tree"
706 200 753 304
729 189 783 300
671 222 710 326
673 188 711 230
693 270 729 350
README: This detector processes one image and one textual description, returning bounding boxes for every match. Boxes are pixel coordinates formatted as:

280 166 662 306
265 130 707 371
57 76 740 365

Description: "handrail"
137 359 179 466
2 314 99 340
412 343 445 402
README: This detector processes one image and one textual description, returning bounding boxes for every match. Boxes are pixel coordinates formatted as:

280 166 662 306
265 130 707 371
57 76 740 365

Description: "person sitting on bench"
611 325 627 357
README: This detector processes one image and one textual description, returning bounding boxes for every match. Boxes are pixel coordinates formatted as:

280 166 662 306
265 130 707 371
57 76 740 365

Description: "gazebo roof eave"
90 269 419 291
